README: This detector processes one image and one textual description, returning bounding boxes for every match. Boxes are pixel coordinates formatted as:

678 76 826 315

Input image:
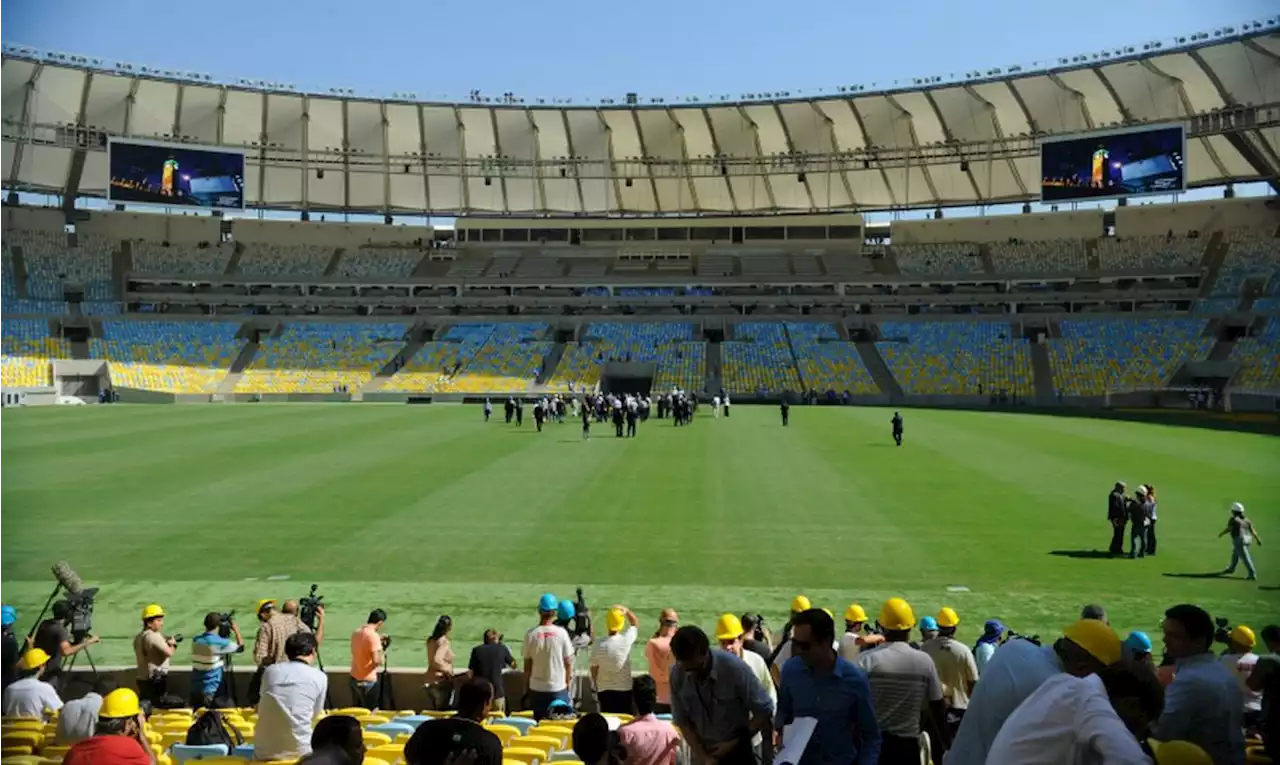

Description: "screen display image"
1040 125 1184 202
108 140 245 209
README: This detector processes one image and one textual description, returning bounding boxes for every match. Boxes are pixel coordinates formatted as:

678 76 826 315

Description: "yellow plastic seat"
38 745 71 759
2 745 36 756
530 725 572 746
334 707 372 717
485 724 522 747
422 710 456 718
362 731 393 747
1 721 45 733
0 756 50 765
511 736 561 757
503 747 547 765
510 710 535 719
365 744 405 765
2 731 44 749
365 758 391 765
357 714 391 725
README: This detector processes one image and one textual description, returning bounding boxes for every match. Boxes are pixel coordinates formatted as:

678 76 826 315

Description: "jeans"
1226 537 1258 579
349 677 379 710
1146 519 1157 555
1129 528 1146 558
529 689 570 721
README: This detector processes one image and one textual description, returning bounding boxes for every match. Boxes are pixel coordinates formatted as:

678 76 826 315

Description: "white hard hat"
1230 502 1245 515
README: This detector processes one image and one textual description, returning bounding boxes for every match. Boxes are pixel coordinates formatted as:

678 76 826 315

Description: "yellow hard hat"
141 604 165 621
715 613 745 642
1147 739 1213 765
99 688 142 719
19 648 51 671
1229 625 1256 649
1063 619 1122 666
606 608 627 634
256 599 277 614
878 598 915 632
790 595 811 613
936 607 960 629
821 608 834 621
844 604 868 623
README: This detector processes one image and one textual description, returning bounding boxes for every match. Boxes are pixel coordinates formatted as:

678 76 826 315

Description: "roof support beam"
1188 49 1280 194
61 71 94 209
1141 60 1230 181
1047 74 1095 130
597 110 624 215
807 102 856 208
5 63 43 196
453 105 469 214
665 108 700 211
772 104 817 210
1003 81 1041 135
922 91 983 203
885 95 940 206
526 110 548 215
629 110 661 213
700 108 738 213
963 85 1029 197
380 102 392 216
847 100 898 208
214 88 225 146
489 108 510 214
558 111 586 215
122 78 140 138
738 107 776 212
416 104 432 214
340 99 351 213
1089 67 1135 124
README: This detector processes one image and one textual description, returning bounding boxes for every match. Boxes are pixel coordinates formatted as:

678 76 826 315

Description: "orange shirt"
646 636 675 704
350 625 381 682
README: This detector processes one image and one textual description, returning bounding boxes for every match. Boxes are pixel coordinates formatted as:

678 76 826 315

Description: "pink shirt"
618 714 680 765
645 636 675 704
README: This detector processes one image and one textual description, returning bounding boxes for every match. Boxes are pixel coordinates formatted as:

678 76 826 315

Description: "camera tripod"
375 642 397 712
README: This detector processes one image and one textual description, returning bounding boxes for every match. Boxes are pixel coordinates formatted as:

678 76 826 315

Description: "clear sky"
3 0 1274 220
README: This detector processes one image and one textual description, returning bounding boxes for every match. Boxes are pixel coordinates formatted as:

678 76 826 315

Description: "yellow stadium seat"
510 710 535 719
511 736 561 757
364 758 391 765
1 721 44 733
2 745 36 757
2 731 44 749
0 756 49 765
485 725 522 747
362 731 393 747
357 714 391 725
334 708 372 717
365 744 405 765
503 747 547 765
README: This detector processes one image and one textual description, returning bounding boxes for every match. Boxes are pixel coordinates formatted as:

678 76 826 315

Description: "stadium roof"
2 31 1278 216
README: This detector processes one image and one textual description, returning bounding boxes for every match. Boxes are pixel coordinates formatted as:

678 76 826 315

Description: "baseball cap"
557 600 576 622
1124 631 1153 654
1063 619 1122 665
918 616 939 632
0 605 16 627
538 593 559 613
1135 485 1148 496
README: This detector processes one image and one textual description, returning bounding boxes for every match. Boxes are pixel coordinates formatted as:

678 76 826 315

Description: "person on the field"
780 397 790 427
922 607 979 738
891 411 903 446
533 400 545 432
504 397 514 423
1220 502 1261 580
1144 484 1159 555
581 402 591 440
483 397 492 422
1128 485 1150 559
712 394 721 418
612 402 625 437
515 399 524 426
626 402 638 438
722 393 730 418
1108 481 1128 556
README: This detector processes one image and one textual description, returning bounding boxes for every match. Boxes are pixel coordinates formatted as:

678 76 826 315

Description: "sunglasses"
662 620 678 626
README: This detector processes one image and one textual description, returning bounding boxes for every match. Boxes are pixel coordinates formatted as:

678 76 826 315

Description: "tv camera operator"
191 611 244 709
134 604 182 706
251 588 326 704
33 601 100 694
350 609 389 710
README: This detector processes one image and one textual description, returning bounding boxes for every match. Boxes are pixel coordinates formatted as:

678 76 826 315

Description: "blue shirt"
776 655 880 765
1152 652 1246 765
670 649 775 748
943 639 1062 765
191 632 239 694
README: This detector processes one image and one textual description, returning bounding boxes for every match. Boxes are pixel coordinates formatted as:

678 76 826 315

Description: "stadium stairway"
536 341 567 385
70 338 89 360
1208 337 1237 363
1085 240 1100 271
323 247 345 277
12 246 30 297
705 338 723 393
854 341 903 398
216 340 260 395
872 251 901 276
1195 231 1230 298
114 241 132 291
1238 278 1264 313
979 244 996 275
1030 343 1056 402
223 242 246 275
360 331 428 395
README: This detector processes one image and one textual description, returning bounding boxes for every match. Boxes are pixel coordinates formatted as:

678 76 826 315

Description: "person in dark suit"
1108 482 1128 556
891 412 904 446
780 398 790 427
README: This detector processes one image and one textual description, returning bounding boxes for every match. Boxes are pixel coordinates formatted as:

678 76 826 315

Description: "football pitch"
2 403 1276 668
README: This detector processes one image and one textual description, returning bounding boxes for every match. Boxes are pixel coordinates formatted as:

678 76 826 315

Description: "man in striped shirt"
191 612 244 708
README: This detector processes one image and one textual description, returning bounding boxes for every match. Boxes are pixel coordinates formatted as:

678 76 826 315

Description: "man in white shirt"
253 632 328 762
590 605 640 714
984 663 1165 765
525 593 576 721
2 649 64 720
712 395 721 417
55 677 117 744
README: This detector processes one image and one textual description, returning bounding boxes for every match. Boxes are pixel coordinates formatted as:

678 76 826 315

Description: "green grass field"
2 403 1276 669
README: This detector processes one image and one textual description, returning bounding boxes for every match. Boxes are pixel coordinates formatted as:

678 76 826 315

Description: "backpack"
186 709 245 749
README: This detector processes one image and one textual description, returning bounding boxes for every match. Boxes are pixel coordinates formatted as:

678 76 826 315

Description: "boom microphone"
52 561 85 595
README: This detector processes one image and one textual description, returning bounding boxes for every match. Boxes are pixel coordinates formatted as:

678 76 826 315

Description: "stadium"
1 10 1279 765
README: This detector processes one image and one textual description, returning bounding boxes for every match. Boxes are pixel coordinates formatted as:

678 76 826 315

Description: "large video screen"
108 139 245 209
1040 124 1185 202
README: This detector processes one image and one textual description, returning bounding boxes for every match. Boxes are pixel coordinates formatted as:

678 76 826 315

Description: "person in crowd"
2 649 63 719
190 612 244 709
516 398 524 426
1220 502 1261 580
350 609 387 711
524 593 576 720
590 606 639 713
573 712 628 765
669 625 774 765
922 607 979 738
1150 604 1246 764
973 619 1004 675
253 597 322 704
777 608 880 765
426 615 457 710
558 598 593 705
839 603 884 662
56 676 118 745
1246 624 1280 761
1220 625 1262 729
280 599 326 645
712 394 721 418
254 632 329 762
405 678 504 765
891 411 904 446
740 613 773 665
581 400 592 440
856 598 947 763
483 397 492 423
1108 481 1128 556
984 661 1165 764
1145 484 1159 555
918 615 939 644
33 601 98 693
945 618 1122 765
617 676 680 765
300 715 366 765
1082 603 1110 624
504 397 515 424
1128 485 1150 558
645 609 679 713
1 605 18 690
1123 631 1156 673
715 614 776 709
63 688 154 765
770 594 813 687
468 629 516 715
534 399 546 432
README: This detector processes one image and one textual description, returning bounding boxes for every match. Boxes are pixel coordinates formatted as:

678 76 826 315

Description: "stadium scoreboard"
1039 124 1185 203
108 138 246 210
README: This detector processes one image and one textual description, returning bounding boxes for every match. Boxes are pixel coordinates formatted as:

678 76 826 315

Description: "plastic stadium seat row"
547 323 703 394
1048 317 1212 396
90 320 246 394
1211 231 1280 298
133 241 235 276
1253 296 1280 312
336 248 426 279
1 318 71 388
237 323 407 394
786 322 876 394
894 243 983 276
1192 297 1240 315
1096 235 1204 272
1228 318 1280 393
438 324 554 394
876 321 1034 395
82 301 124 316
383 340 487 394
989 239 1087 274
3 299 70 315
11 229 116 301
721 322 802 395
236 243 334 277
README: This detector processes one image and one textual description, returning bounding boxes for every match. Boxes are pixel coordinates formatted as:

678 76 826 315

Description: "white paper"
776 717 818 765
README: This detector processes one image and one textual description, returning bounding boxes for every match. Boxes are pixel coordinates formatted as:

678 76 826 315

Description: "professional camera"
1003 628 1041 647
299 585 324 631
571 587 591 639
216 611 236 640
1213 617 1233 645
380 634 392 650
751 614 767 643
172 634 185 644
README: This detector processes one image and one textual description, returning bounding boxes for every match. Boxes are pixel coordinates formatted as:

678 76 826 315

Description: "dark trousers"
138 675 168 706
879 733 920 765
627 421 637 437
707 734 755 765
781 411 788 426
248 665 266 705
893 430 903 446
597 689 634 714
1109 521 1126 555
1146 520 1157 555
529 689 570 721
350 676 380 710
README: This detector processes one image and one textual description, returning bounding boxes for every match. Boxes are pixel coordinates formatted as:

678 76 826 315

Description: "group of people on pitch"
1107 483 1263 578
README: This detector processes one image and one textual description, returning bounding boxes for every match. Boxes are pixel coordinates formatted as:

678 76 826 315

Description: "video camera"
571 587 591 639
751 614 767 643
380 634 393 650
1213 617 1233 645
216 611 236 640
299 585 324 631
1002 628 1041 647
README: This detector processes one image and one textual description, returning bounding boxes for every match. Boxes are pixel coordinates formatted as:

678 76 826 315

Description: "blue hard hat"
919 616 938 631
537 593 559 613
1124 631 1153 654
0 605 15 627
557 599 576 622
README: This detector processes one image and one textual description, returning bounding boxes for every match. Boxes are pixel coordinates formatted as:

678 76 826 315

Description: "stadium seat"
722 322 802 395
490 717 537 735
503 746 548 765
335 248 425 279
1229 318 1280 393
989 239 1087 273
787 322 877 394
237 323 407 394
365 744 405 765
876 322 1033 396
1 319 70 388
362 731 393 747
365 722 414 739
1096 235 1204 272
170 743 230 764
435 323 553 394
236 243 332 277
90 320 246 394
546 323 703 394
1048 317 1212 396
133 241 235 276
10 230 117 301
485 725 523 747
894 243 982 276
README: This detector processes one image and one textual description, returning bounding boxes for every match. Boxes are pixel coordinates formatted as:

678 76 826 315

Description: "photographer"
62 688 155 765
253 597 325 704
350 609 388 710
191 612 244 709
133 604 178 704
33 601 100 693
469 630 516 715
283 598 327 647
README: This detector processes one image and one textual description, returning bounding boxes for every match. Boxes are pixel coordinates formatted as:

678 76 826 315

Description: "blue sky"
3 0 1274 221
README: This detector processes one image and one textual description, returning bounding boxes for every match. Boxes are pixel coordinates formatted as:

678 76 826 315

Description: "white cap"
1135 485 1147 495
1231 502 1245 515
1118 480 1127 486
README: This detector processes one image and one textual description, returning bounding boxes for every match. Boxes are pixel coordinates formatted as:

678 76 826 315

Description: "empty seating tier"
437 323 552 394
787 322 877 394
335 248 425 279
547 323 703 394
236 243 333 277
1096 235 1204 272
133 241 234 276
1211 231 1280 298
1228 318 1280 393
13 230 116 301
1 318 69 388
722 322 802 395
894 243 983 276
876 321 1033 396
990 239 1087 273
1048 317 1212 396
237 323 406 393
91 320 245 394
